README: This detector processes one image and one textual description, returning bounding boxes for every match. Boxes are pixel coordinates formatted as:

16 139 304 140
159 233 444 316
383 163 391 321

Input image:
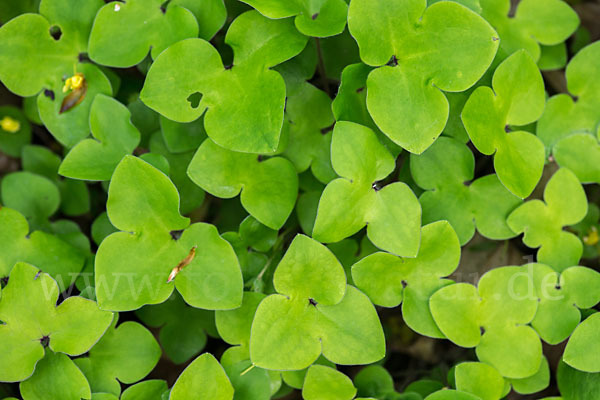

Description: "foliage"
0 0 599 399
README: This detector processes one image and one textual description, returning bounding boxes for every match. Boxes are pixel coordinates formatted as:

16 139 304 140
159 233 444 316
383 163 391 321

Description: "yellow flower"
584 226 599 246
62 72 85 93
0 116 20 133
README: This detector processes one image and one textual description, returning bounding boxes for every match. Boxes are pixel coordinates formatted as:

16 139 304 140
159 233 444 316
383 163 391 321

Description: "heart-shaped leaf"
141 11 308 153
347 0 498 153
352 221 460 337
476 0 579 63
302 365 357 400
462 49 545 198
240 0 348 37
249 234 385 370
528 263 600 344
312 121 422 257
169 353 234 400
508 168 587 271
410 136 522 245
88 0 198 68
74 315 161 396
95 155 243 311
430 266 542 378
59 94 140 181
187 138 298 230
19 349 91 400
171 0 226 40
537 42 600 184
0 262 113 382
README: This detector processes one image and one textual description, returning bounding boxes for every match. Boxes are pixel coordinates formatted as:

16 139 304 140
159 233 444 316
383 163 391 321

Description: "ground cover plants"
0 0 599 399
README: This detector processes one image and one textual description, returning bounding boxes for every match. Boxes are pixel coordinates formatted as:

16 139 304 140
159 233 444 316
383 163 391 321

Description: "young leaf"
171 0 226 40
537 42 600 183
187 138 298 230
95 155 243 311
563 312 600 372
0 207 85 292
410 136 522 245
302 365 357 400
352 221 460 337
507 357 550 395
507 168 587 271
120 380 169 400
88 0 199 68
136 292 217 364
250 235 385 370
430 266 542 378
476 0 579 63
141 11 308 153
528 264 600 344
19 349 91 400
454 362 505 400
59 95 140 181
312 121 422 257
169 353 234 400
74 315 161 396
462 50 545 198
240 0 348 37
0 262 113 382
347 0 498 153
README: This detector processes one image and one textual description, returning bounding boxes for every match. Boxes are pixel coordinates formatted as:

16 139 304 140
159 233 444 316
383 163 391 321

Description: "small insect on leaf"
60 72 87 114
167 246 197 283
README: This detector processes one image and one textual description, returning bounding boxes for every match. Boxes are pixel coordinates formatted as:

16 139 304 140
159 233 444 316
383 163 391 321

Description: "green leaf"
88 0 198 67
557 359 600 399
240 0 348 37
538 42 600 183
95 155 243 311
19 350 91 400
1 171 59 230
188 138 298 230
136 292 217 364
462 50 545 198
283 82 336 183
507 356 550 395
59 94 140 181
0 262 113 382
169 353 234 400
410 136 522 245
250 235 385 370
564 312 600 372
91 212 118 247
141 11 308 153
0 0 103 96
217 292 265 351
529 264 600 344
302 365 357 400
353 365 396 399
0 207 85 291
0 106 31 157
477 0 579 62
159 114 207 154
121 380 169 400
430 266 541 378
312 121 421 256
508 168 587 271
454 362 505 400
352 221 460 337
74 315 161 396
224 360 272 400
347 0 498 153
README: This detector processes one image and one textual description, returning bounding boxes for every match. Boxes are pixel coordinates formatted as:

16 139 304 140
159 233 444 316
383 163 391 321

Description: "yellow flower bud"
0 116 20 133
